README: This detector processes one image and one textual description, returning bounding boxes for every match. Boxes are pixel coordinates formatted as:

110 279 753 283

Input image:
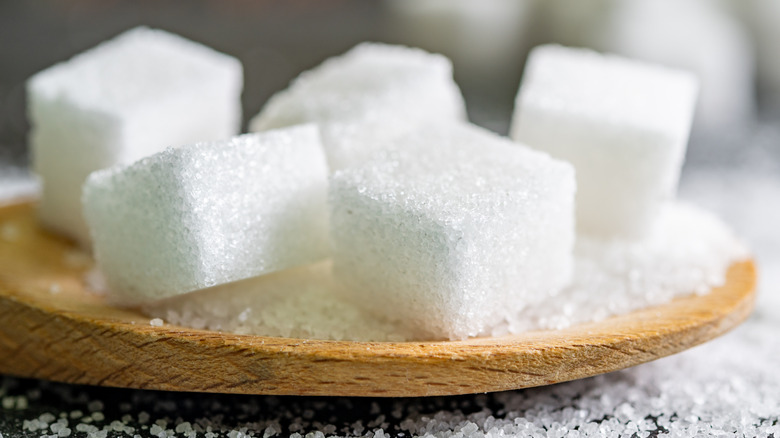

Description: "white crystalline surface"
145 261 418 342
3 140 776 438
493 202 748 335
329 122 576 340
138 201 745 342
82 126 329 304
27 26 243 246
249 42 466 171
511 44 698 239
316 118 421 173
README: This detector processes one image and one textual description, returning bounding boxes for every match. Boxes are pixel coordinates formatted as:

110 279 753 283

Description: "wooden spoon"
0 201 756 397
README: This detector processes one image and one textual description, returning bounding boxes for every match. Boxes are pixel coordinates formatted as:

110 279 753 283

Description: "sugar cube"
28 26 243 247
249 42 466 171
510 45 698 238
83 125 329 304
317 118 417 172
329 122 576 340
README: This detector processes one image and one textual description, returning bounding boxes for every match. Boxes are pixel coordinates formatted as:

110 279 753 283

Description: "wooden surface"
0 201 757 397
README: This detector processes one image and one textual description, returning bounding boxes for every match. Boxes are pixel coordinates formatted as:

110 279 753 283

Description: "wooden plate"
0 201 756 397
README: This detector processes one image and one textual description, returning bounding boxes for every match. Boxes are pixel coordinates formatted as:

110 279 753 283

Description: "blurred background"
0 0 778 291
2 0 780 167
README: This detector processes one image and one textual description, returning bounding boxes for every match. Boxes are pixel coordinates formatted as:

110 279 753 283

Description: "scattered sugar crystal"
249 42 466 171
83 126 329 303
27 26 243 247
175 422 193 434
263 425 279 438
87 401 103 412
91 412 105 422
144 261 417 342
149 318 164 327
146 202 745 342
15 395 28 410
23 419 43 431
511 44 698 239
329 122 576 340
495 202 747 334
69 410 83 419
39 412 56 424
51 420 67 433
75 424 94 433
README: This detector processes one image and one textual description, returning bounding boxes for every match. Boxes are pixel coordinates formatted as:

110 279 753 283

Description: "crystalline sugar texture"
27 26 243 246
83 125 329 304
510 44 698 238
329 122 576 340
249 42 466 171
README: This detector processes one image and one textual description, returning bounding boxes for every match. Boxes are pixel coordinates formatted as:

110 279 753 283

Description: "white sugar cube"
510 45 698 238
28 26 243 247
83 125 329 304
329 122 576 340
249 42 466 171
317 117 418 172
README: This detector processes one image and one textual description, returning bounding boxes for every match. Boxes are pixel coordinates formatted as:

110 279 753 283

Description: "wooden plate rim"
0 201 757 397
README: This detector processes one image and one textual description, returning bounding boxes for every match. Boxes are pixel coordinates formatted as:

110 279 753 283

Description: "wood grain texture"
0 201 757 397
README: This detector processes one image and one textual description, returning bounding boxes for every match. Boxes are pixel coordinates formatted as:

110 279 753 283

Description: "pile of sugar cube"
28 27 747 341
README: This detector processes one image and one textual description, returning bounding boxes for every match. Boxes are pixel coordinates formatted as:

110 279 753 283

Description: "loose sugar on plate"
249 42 466 171
329 122 576 340
83 125 329 304
494 201 749 335
142 203 747 342
144 261 418 342
511 44 698 239
27 26 243 246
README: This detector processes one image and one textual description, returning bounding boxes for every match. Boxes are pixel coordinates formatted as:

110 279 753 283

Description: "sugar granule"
149 318 164 327
144 261 418 342
147 201 745 341
4 342 768 438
